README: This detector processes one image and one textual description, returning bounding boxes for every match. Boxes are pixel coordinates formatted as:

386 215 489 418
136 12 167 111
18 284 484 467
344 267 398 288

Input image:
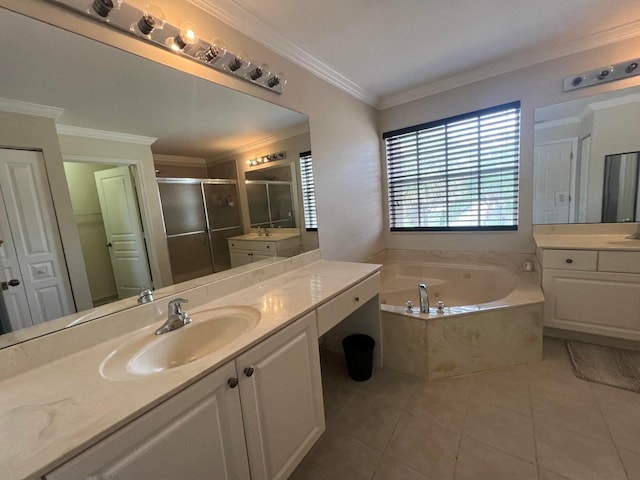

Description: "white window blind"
384 102 520 231
299 151 318 231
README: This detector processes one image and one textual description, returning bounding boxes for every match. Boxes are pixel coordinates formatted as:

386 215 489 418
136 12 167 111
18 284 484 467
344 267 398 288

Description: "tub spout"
419 283 429 313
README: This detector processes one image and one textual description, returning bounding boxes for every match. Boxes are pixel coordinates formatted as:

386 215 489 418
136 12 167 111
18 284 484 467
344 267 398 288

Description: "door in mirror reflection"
602 152 640 223
0 149 75 333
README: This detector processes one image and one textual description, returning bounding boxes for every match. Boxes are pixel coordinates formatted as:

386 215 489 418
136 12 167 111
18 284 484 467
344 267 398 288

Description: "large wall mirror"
0 7 313 348
533 84 640 224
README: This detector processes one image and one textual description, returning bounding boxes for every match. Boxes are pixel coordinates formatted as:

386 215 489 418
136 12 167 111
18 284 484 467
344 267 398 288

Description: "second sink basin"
101 305 260 380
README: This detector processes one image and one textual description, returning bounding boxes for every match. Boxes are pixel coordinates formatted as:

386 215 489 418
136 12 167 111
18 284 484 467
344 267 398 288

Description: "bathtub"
379 260 544 380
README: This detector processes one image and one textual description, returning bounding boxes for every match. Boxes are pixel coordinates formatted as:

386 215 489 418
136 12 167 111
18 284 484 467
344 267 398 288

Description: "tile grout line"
450 375 474 480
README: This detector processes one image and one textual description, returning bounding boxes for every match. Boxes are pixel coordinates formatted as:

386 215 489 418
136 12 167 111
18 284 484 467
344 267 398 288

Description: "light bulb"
130 4 166 37
267 72 287 88
197 38 227 63
247 62 271 81
228 52 251 72
89 0 122 19
166 22 198 52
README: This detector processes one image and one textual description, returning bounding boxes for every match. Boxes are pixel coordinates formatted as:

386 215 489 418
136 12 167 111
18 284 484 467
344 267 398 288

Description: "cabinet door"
46 362 250 480
237 311 325 480
230 250 253 268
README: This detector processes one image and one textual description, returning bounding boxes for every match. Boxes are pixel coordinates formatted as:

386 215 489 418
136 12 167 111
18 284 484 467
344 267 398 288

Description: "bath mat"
566 340 640 393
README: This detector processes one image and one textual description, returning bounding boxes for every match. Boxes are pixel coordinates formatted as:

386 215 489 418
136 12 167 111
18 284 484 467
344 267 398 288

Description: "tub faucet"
419 283 429 313
155 298 191 335
626 223 640 239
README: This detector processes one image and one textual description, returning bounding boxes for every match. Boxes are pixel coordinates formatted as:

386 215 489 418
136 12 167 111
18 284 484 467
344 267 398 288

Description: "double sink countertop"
0 259 380 480
533 234 640 251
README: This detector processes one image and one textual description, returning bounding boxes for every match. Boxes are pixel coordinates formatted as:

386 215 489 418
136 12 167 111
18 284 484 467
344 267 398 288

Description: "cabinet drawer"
599 251 640 274
228 240 277 253
316 273 380 336
542 249 597 271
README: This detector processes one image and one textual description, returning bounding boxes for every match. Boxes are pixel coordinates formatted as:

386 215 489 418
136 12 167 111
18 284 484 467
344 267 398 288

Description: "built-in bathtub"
376 255 545 380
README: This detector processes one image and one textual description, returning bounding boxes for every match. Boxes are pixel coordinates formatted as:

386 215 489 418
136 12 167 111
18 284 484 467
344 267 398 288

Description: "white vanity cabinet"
46 361 250 480
46 312 323 480
540 248 640 340
228 236 300 268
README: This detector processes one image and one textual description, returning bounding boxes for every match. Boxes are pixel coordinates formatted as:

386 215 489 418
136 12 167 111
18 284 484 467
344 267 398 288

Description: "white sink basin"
100 306 260 380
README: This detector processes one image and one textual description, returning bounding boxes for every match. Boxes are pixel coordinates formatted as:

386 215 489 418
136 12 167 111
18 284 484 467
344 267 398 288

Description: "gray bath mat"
566 341 640 393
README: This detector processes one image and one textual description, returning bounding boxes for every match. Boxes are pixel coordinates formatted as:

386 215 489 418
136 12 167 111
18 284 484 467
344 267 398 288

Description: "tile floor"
290 337 640 480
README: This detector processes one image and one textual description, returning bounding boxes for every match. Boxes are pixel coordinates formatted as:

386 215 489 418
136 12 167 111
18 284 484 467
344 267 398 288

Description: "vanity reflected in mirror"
0 7 313 346
534 85 640 224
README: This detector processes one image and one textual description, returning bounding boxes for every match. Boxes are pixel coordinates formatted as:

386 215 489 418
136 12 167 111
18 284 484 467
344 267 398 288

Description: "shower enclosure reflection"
245 164 297 229
602 152 640 223
157 179 243 284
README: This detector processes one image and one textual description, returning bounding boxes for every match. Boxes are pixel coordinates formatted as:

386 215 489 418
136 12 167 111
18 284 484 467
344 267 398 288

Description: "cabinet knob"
244 367 255 377
228 377 239 388
266 245 270 249
354 296 360 302
566 258 573 264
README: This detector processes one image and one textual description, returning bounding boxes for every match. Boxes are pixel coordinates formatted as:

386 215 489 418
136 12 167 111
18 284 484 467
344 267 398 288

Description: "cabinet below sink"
228 235 301 268
46 312 324 480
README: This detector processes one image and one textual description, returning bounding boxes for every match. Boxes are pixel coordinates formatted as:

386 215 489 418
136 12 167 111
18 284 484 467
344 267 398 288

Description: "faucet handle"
168 297 188 314
137 288 154 304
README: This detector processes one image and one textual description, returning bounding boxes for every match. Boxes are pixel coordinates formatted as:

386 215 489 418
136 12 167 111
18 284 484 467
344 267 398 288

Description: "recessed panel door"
0 149 75 330
94 166 152 299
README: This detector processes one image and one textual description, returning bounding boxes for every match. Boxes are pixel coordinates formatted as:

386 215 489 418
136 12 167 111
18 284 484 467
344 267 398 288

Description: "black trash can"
342 334 375 381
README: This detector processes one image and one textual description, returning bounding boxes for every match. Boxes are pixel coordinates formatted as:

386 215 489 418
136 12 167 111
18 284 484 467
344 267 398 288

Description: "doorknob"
8 279 20 287
106 242 113 248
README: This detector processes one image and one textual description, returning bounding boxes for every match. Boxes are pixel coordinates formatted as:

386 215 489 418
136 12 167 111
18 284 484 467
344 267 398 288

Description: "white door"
94 166 151 299
0 149 75 331
237 311 324 480
533 141 574 224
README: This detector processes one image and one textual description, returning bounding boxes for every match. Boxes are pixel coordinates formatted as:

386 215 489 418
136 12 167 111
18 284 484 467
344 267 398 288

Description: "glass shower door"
203 180 243 272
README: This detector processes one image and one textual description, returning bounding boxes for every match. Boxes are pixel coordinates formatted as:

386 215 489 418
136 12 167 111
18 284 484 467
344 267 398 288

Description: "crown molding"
206 122 309 165
379 19 640 109
0 97 64 119
187 0 376 106
189 1 640 110
56 125 157 145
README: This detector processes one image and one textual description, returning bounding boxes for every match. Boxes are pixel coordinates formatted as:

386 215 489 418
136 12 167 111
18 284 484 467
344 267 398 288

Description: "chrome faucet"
419 283 429 313
263 226 270 237
626 223 640 240
137 288 154 304
155 298 191 335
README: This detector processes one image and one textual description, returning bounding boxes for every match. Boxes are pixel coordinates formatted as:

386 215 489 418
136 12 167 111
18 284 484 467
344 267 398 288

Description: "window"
384 101 521 231
299 151 318 231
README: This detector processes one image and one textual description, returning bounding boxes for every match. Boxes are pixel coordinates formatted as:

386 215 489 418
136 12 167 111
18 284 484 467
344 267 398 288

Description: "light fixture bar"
46 0 285 94
564 57 640 92
247 150 287 167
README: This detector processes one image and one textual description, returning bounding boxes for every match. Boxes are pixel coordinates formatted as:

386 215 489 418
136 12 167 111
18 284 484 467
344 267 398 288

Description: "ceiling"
0 9 308 158
190 0 640 108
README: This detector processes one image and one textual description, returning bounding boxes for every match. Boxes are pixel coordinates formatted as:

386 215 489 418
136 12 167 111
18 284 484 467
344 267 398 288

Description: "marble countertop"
229 232 300 241
0 259 379 480
533 234 640 251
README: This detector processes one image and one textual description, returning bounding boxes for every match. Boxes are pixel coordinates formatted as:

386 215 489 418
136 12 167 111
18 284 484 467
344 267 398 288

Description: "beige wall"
63 162 118 303
3 0 383 263
0 111 92 310
380 37 640 253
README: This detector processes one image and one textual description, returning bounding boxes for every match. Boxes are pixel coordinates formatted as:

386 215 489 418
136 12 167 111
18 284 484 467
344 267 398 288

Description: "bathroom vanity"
535 229 640 340
0 251 381 480
228 232 301 268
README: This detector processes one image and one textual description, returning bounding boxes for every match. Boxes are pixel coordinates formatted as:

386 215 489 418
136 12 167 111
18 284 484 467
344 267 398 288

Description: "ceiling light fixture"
46 1 286 93
564 57 640 91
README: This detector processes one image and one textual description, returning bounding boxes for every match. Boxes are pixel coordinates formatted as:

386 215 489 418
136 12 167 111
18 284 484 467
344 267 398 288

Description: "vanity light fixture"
228 52 251 72
130 4 166 37
197 38 227 63
246 150 287 167
166 21 198 52
248 63 270 81
267 72 287 88
45 0 286 93
564 57 640 91
89 0 122 19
